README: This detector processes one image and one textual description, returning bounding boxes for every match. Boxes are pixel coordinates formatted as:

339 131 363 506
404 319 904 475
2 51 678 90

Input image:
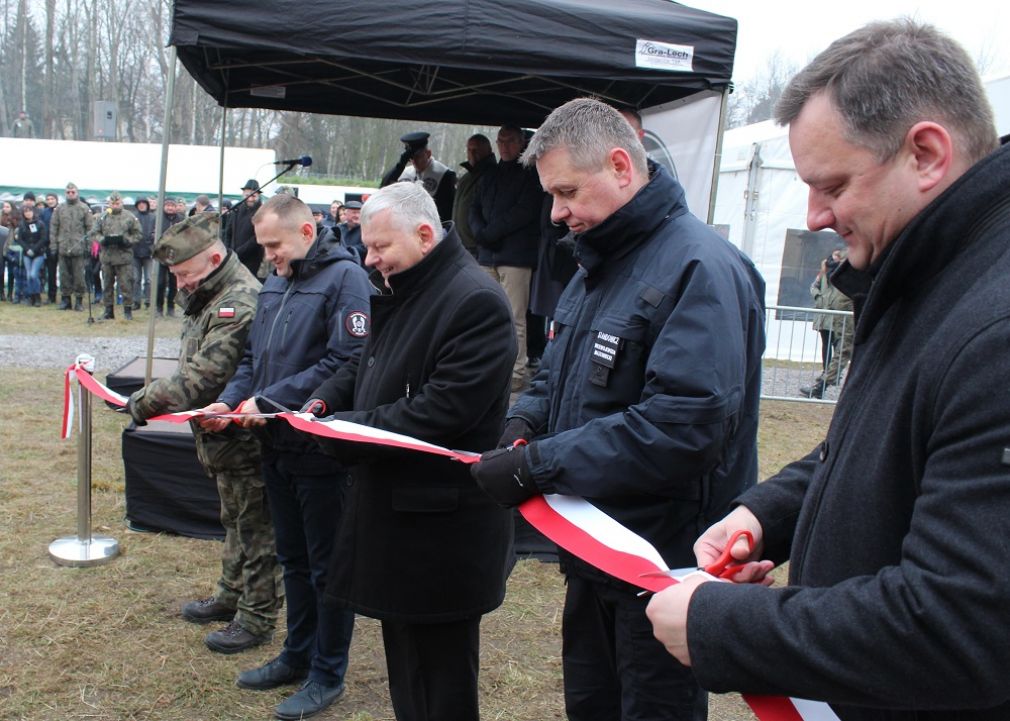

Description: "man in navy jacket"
646 20 1010 721
471 98 766 721
200 193 372 721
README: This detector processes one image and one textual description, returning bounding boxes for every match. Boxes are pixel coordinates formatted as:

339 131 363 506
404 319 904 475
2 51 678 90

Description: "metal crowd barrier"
761 304 854 405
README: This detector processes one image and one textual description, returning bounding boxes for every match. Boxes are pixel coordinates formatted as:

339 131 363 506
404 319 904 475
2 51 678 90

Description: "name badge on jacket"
590 331 622 386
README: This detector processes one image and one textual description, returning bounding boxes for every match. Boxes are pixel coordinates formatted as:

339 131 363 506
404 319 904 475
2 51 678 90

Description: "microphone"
274 155 312 167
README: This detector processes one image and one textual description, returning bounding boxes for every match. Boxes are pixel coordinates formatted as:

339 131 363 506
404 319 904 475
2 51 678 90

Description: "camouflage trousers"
195 432 283 636
58 253 86 298
101 261 133 310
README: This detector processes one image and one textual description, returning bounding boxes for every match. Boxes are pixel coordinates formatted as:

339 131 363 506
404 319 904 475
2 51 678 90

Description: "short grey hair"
360 183 444 241
521 97 648 175
775 18 997 164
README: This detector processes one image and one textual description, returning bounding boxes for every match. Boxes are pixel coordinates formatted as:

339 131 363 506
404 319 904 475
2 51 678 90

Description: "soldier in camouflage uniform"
49 182 94 311
90 192 141 320
126 212 282 655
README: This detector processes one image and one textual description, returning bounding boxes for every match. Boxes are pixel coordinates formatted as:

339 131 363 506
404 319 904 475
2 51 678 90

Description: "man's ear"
608 147 635 189
417 222 438 253
904 121 954 194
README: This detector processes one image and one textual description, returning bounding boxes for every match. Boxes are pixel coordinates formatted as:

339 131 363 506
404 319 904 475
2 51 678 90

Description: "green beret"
154 212 221 265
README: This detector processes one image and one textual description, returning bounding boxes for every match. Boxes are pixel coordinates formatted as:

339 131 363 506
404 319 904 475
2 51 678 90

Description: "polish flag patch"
218 307 236 318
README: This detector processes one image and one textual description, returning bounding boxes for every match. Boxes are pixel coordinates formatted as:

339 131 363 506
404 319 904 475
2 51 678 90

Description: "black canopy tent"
169 0 737 127
125 0 738 545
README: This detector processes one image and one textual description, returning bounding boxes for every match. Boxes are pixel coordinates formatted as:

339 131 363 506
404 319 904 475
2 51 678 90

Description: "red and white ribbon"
63 361 839 720
516 494 839 720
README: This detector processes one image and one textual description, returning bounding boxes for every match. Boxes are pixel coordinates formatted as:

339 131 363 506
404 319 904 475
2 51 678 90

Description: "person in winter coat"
470 124 543 390
229 180 264 278
645 20 1010 721
89 192 141 320
50 182 94 311
451 134 496 256
802 248 854 398
16 202 47 306
199 193 372 721
470 98 766 721
1 200 20 302
131 197 156 310
304 182 516 721
126 213 281 657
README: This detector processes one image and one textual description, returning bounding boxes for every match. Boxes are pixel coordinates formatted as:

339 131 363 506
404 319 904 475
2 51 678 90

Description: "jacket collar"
573 162 687 275
383 224 467 297
287 234 358 280
833 142 1010 342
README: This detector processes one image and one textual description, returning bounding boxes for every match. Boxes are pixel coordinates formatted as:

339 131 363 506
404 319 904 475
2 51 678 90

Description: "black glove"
125 393 147 427
300 398 328 417
498 418 533 448
399 148 413 165
470 444 537 508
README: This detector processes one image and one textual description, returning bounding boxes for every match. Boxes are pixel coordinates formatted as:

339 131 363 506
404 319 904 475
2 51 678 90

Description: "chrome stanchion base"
48 535 120 567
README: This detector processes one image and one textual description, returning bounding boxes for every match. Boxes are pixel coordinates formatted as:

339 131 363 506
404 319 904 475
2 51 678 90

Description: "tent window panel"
775 228 843 321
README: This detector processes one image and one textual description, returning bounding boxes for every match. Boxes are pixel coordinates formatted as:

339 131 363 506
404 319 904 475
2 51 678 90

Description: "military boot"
59 296 71 310
205 621 272 655
800 380 826 399
74 296 84 311
123 305 133 321
181 597 236 624
101 307 115 321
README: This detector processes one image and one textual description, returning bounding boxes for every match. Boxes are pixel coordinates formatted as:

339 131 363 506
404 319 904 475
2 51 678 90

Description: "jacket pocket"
391 486 459 513
583 315 649 409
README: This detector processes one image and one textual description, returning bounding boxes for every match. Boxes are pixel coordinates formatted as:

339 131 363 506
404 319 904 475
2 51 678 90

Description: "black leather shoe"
236 656 309 691
59 296 71 310
204 621 271 655
123 306 133 321
74 296 84 311
181 597 235 624
275 680 345 720
100 308 115 321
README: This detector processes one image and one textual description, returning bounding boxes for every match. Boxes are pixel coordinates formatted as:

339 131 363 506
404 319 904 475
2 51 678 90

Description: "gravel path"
2 332 842 403
0 334 181 374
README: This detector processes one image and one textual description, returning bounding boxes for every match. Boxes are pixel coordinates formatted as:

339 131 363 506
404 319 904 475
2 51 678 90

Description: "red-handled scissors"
701 529 754 579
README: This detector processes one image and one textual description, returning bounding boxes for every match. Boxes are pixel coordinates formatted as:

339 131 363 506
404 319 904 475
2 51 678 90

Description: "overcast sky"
685 1 1010 85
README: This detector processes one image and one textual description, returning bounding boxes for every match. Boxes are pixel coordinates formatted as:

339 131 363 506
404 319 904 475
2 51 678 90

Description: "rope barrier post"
49 354 120 567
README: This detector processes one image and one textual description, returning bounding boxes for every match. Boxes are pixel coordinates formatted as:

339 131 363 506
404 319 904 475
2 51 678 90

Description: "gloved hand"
25 249 34 258
300 398 328 417
399 148 413 165
125 392 147 427
470 444 537 507
497 418 533 448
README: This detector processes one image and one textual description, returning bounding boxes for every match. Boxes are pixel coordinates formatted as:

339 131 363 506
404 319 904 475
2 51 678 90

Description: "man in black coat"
646 20 1010 721
304 182 516 721
230 179 264 278
469 124 543 391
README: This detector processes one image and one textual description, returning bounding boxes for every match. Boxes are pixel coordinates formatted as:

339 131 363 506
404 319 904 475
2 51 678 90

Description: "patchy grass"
0 357 832 720
0 299 181 338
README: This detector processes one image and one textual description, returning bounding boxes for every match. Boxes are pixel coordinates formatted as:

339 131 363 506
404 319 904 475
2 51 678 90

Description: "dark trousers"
261 452 354 686
818 329 833 370
562 575 706 721
156 264 177 312
46 253 58 302
381 616 481 721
